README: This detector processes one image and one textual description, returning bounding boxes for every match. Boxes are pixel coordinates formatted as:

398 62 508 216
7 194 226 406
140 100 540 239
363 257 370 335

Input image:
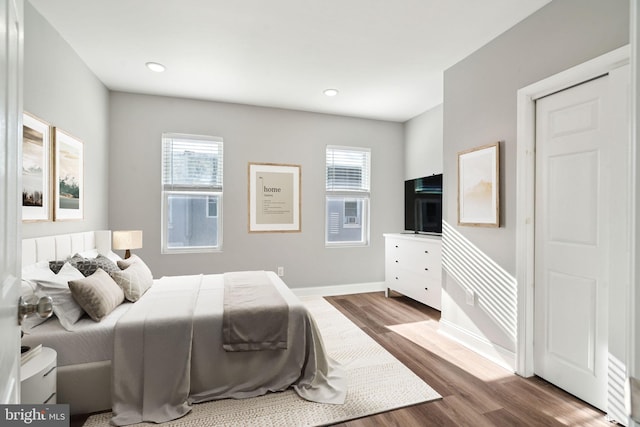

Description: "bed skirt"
58 361 111 415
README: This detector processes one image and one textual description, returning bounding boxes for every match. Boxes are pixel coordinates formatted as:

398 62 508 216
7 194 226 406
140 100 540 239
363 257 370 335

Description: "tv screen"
404 174 443 234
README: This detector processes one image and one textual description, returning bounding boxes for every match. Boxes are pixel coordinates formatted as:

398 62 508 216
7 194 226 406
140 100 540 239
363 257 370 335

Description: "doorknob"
18 296 53 325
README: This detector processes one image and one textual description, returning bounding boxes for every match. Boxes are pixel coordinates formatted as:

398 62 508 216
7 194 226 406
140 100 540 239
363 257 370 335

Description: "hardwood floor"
325 291 615 427
72 291 616 426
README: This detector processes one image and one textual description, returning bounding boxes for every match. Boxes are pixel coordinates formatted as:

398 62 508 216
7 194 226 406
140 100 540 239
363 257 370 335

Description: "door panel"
547 151 599 244
547 271 596 372
534 76 609 410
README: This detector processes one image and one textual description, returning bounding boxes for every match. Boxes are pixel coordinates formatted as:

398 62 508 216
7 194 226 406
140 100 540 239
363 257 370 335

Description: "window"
162 133 223 253
206 196 218 218
325 146 370 246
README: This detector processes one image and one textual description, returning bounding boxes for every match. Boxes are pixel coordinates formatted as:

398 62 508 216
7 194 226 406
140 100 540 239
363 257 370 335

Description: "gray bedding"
111 271 346 426
223 271 289 351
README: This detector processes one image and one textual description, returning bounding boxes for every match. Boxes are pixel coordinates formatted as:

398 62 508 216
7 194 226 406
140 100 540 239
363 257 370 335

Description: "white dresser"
21 347 57 404
384 233 442 310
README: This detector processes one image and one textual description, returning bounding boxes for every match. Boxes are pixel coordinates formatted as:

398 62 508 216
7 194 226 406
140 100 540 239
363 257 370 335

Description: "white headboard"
22 230 112 269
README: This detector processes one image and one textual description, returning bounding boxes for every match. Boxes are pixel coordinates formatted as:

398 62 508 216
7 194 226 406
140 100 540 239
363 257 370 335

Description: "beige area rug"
84 297 440 427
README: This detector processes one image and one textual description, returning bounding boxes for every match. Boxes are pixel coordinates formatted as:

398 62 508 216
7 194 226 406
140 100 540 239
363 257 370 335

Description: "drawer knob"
395 260 398 263
395 277 399 280
425 250 429 253
395 245 399 248
425 287 429 291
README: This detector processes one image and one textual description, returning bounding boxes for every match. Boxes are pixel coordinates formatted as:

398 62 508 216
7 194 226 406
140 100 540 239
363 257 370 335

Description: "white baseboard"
438 318 516 372
291 281 386 297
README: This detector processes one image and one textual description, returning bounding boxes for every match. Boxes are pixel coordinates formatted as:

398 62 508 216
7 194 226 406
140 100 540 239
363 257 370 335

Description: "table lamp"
112 230 143 259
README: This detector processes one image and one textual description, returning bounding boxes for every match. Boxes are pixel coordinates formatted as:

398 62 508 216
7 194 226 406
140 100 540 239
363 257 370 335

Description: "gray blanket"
110 272 346 426
111 274 200 426
223 271 289 351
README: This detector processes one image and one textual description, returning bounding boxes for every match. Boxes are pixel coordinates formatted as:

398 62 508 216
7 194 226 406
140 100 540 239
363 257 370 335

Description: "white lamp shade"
112 230 143 250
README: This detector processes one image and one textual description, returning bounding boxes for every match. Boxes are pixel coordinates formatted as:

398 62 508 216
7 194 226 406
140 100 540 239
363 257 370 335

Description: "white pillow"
22 262 85 331
112 255 153 302
103 250 123 263
77 249 100 259
20 263 52 330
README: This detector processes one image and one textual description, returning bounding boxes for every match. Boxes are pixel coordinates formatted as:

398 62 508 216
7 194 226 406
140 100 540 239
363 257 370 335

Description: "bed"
20 231 345 424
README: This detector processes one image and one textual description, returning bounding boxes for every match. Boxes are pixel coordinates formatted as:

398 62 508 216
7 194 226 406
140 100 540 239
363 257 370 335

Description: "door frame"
515 45 630 377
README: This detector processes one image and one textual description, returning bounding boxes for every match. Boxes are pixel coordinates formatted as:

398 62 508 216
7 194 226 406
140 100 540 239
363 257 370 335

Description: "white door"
534 70 626 411
0 0 23 405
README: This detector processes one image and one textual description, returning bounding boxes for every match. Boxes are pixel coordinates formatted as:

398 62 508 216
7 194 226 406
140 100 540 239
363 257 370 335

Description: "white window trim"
161 191 223 254
325 145 371 247
325 194 370 248
161 133 223 254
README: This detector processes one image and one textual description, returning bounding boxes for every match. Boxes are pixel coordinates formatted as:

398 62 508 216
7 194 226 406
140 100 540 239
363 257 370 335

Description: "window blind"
326 146 370 191
162 134 223 190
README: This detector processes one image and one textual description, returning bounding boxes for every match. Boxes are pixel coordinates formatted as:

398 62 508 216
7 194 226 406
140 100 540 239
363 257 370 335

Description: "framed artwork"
22 113 52 222
248 162 301 232
54 128 84 221
458 142 499 227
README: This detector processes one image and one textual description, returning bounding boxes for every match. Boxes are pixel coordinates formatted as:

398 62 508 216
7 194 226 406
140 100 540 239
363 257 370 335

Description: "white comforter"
111 272 346 426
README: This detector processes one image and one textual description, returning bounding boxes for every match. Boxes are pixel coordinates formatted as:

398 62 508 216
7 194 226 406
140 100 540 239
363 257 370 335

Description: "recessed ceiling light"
323 88 339 97
145 62 166 73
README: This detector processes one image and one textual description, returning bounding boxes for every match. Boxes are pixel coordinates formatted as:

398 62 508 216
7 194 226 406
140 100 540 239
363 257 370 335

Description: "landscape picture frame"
457 142 500 227
248 162 301 233
22 113 52 222
54 128 84 221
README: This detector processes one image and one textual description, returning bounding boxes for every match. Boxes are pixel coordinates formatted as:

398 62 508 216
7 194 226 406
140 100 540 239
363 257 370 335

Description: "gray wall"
440 0 629 352
403 104 443 180
23 2 109 238
109 92 404 287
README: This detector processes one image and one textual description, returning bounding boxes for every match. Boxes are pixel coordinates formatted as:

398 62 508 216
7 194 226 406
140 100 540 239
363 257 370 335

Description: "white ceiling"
29 0 552 122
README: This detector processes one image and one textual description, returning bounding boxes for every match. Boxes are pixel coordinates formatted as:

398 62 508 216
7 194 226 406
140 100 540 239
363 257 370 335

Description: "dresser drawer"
387 239 441 273
21 347 57 404
387 268 441 309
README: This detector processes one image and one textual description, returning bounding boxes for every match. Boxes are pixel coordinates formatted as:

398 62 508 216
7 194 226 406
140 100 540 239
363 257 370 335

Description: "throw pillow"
68 254 120 277
69 268 125 322
112 256 153 302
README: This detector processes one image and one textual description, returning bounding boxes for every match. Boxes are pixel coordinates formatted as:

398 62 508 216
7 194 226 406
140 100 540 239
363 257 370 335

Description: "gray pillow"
49 260 66 274
68 254 120 277
111 256 153 302
69 268 125 321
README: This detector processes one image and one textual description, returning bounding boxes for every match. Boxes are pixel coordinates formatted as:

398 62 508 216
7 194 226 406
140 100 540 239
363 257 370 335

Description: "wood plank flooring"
72 291 616 426
325 291 615 427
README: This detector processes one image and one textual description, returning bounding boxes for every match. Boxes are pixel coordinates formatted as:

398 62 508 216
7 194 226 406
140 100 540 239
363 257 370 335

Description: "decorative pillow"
49 260 66 274
104 250 123 263
22 262 86 331
69 268 125 322
68 254 120 277
112 256 153 302
116 254 142 270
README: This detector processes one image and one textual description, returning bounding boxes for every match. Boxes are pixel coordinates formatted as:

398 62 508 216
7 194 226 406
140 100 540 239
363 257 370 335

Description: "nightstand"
20 347 57 404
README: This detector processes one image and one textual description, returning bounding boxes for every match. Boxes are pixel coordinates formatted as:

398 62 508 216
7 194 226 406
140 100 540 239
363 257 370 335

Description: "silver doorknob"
18 296 53 325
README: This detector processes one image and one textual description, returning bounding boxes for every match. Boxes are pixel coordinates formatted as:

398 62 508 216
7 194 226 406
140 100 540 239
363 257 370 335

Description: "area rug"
83 297 440 426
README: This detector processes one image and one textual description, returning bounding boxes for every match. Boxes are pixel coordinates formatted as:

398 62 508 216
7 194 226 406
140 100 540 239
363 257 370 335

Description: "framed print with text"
54 128 84 221
458 142 499 227
248 162 301 232
22 113 51 222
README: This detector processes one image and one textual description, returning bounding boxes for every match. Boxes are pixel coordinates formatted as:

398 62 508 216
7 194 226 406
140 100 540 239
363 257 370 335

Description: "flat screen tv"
404 174 443 234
